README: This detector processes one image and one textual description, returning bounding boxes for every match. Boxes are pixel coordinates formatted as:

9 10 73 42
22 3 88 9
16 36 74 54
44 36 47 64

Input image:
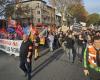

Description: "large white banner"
0 39 22 56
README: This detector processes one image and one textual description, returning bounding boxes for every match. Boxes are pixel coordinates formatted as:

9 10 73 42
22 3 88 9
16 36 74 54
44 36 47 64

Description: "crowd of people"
0 17 100 80
0 17 99 64
19 26 100 80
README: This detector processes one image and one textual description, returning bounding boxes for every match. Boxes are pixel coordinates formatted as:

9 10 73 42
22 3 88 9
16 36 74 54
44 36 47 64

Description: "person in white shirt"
48 32 54 52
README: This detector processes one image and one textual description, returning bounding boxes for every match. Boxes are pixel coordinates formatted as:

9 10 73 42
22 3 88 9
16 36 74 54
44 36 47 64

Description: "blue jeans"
65 48 73 62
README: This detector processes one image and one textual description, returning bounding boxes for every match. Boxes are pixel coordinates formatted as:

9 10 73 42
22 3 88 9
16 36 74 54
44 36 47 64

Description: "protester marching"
0 16 100 80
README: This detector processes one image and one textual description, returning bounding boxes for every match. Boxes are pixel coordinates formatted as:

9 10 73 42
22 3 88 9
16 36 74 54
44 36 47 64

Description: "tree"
0 0 9 16
49 0 83 25
0 0 16 18
68 4 88 22
87 13 100 26
5 4 15 18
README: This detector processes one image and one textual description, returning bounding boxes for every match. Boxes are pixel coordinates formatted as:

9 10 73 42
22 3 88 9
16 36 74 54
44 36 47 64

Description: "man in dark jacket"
64 34 75 63
19 34 33 80
77 34 85 62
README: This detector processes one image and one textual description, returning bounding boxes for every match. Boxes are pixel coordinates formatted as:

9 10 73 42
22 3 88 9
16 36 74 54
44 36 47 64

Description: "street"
0 0 100 80
0 48 87 80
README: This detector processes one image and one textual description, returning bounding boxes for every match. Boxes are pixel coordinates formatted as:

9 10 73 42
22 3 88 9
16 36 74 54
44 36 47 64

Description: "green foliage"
68 4 88 22
87 13 100 26
49 0 83 25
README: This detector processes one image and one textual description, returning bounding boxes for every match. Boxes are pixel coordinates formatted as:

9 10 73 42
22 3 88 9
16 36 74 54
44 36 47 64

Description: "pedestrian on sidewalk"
19 34 33 80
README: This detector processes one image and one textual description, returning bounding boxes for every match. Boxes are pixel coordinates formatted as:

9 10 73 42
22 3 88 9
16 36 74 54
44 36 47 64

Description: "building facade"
55 13 61 27
13 0 55 26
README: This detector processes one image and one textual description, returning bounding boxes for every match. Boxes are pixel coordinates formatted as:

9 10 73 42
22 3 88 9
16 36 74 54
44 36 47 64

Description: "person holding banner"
19 34 33 80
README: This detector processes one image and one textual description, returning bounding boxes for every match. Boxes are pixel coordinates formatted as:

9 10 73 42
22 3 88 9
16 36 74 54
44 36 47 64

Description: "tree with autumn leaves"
68 4 100 26
49 0 83 25
49 0 100 27
68 4 88 23
87 13 100 26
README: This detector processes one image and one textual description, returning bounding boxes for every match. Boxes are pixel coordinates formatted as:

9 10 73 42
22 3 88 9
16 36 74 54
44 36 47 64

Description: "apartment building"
13 0 55 26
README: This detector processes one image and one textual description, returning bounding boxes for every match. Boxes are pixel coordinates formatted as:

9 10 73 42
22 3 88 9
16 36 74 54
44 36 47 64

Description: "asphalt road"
0 48 87 80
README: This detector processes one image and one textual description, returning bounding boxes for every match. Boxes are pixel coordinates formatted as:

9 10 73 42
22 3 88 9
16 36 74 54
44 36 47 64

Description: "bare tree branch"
49 0 83 25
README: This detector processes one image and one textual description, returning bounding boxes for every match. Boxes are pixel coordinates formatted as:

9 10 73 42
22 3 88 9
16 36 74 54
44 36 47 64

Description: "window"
37 11 40 14
38 18 40 22
37 3 40 8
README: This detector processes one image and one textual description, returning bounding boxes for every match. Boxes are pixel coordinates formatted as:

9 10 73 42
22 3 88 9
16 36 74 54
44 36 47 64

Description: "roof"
11 0 47 4
56 13 62 17
47 5 55 10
